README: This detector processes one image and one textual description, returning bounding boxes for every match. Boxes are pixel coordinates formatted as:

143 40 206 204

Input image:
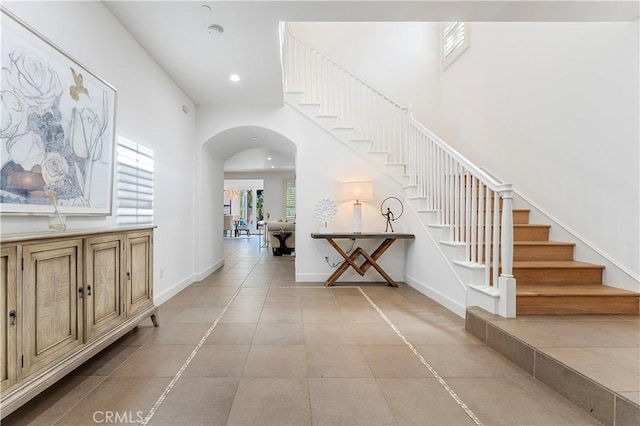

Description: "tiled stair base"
465 307 640 426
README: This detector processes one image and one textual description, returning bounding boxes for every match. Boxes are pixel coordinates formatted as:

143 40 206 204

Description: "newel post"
498 189 516 317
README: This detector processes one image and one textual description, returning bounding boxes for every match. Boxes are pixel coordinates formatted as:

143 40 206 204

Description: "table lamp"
342 181 373 233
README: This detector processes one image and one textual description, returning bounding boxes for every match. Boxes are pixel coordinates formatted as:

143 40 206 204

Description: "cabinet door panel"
23 240 82 378
85 235 124 341
126 231 153 316
1 246 18 392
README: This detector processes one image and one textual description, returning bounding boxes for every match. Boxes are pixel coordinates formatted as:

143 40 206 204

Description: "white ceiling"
103 0 638 172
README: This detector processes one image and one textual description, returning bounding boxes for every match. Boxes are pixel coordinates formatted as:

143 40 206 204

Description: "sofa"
265 220 295 255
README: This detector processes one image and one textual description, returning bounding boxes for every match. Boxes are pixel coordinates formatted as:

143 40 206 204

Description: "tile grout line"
357 286 484 426
139 284 244 425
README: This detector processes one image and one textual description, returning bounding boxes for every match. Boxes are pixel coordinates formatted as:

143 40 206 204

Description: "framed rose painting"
1 7 117 215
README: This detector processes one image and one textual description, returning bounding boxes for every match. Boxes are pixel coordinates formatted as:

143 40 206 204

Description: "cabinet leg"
150 313 159 327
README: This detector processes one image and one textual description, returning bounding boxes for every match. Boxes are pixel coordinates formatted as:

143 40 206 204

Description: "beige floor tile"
446 377 600 425
219 306 263 323
304 323 355 345
238 287 270 296
302 307 344 323
111 344 193 377
416 344 523 378
398 321 483 345
541 347 640 392
377 378 475 425
349 323 403 345
205 322 257 344
148 377 239 425
149 322 212 345
252 322 304 344
619 392 640 405
2 376 104 426
264 294 304 308
583 346 640 375
182 345 250 377
230 294 267 308
226 378 311 425
170 306 224 323
532 321 636 347
308 378 396 425
54 377 171 425
340 305 387 324
240 279 272 287
360 345 433 378
115 324 156 346
243 345 307 377
306 345 372 378
260 306 303 323
70 344 140 377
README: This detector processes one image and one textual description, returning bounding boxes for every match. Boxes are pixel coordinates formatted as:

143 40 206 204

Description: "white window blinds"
284 180 296 221
442 22 469 69
115 137 154 225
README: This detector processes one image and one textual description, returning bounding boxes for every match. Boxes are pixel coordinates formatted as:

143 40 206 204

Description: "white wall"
436 22 639 288
290 22 442 130
2 1 198 303
197 104 408 282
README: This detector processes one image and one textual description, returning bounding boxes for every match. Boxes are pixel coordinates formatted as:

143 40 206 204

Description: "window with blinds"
115 137 154 225
442 22 469 69
284 179 296 221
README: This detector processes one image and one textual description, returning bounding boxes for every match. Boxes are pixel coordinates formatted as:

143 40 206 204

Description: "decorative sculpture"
380 197 403 232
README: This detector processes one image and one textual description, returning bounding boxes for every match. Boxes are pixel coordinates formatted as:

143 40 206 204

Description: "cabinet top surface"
1 225 156 244
311 232 415 239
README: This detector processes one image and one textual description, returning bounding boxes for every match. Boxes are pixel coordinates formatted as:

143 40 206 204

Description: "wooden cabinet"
0 227 157 418
84 234 124 342
125 230 153 317
22 239 83 379
1 246 18 393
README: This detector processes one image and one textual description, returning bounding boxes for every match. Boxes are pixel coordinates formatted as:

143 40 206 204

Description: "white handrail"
283 23 514 288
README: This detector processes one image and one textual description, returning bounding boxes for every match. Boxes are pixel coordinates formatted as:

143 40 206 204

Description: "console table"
311 232 415 286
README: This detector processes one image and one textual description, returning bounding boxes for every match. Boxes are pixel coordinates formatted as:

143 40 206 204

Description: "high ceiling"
104 0 639 108
103 1 638 172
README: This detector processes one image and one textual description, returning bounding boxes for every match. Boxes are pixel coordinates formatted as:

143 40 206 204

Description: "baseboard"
404 274 466 318
194 258 224 281
154 274 194 306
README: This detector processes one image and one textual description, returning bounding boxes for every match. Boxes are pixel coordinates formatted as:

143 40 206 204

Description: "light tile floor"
4 238 601 425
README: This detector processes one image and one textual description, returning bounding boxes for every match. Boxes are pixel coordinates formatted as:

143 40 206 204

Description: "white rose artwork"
314 198 337 233
0 8 116 215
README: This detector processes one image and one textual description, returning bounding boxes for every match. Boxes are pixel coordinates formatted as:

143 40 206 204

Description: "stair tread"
513 260 605 269
517 283 640 296
513 241 575 246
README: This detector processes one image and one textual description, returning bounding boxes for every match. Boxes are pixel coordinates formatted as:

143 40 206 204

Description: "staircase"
511 217 639 315
282 24 639 316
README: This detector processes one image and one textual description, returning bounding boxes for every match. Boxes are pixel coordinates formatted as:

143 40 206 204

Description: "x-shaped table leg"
324 238 398 287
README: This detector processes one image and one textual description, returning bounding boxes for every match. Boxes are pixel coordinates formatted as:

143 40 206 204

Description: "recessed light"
229 74 240 82
270 165 275 169
267 157 272 161
252 136 258 141
207 24 224 34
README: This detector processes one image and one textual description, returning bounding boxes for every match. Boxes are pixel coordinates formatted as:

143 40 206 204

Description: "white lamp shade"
342 182 373 202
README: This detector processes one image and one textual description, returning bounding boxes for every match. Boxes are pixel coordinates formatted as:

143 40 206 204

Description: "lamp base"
353 203 362 233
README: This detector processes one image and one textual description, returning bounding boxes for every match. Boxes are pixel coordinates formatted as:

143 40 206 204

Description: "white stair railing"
283 25 514 290
283 27 407 163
